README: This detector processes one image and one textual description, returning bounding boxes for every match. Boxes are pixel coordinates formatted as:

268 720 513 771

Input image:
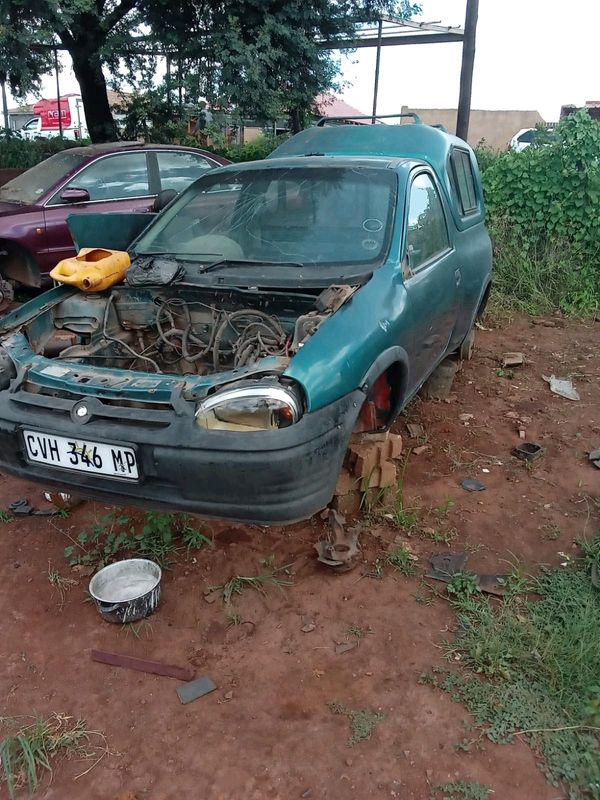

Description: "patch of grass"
433 497 455 518
62 509 208 569
347 625 367 639
430 781 491 800
386 545 416 576
211 563 294 604
421 526 458 545
327 702 385 746
0 714 101 799
424 567 600 799
0 509 12 523
122 620 153 640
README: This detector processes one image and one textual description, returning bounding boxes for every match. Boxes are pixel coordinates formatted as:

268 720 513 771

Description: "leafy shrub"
482 110 600 314
0 131 87 169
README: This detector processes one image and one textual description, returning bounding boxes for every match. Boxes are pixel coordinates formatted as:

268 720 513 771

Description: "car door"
402 170 459 391
41 151 156 270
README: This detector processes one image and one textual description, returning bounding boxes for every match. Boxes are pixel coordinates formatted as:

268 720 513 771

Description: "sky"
9 0 600 124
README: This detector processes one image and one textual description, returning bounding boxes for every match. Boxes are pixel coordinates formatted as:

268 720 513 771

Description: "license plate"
23 430 138 480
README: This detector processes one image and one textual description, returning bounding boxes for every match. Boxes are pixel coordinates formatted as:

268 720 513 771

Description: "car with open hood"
0 116 492 524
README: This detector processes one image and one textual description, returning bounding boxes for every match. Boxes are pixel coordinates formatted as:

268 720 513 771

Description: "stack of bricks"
332 430 403 515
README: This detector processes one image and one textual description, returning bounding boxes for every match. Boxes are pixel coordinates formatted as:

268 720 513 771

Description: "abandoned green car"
0 117 492 523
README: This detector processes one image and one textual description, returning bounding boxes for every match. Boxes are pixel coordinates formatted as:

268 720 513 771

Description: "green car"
0 117 492 523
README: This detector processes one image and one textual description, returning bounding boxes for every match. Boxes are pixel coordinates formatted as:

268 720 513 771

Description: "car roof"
268 123 473 173
64 142 222 158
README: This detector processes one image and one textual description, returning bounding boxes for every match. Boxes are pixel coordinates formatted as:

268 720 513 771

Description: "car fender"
0 238 41 287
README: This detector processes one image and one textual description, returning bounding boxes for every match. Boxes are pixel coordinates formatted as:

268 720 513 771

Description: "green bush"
482 110 600 314
0 132 88 169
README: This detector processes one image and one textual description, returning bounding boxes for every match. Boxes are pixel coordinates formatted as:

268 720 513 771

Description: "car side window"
52 152 150 203
450 149 478 215
406 172 450 270
156 151 214 192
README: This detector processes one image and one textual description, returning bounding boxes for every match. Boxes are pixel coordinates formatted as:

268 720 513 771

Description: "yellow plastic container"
50 248 131 292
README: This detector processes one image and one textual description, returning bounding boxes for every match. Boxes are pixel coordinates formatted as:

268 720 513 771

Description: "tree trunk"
69 48 118 143
289 107 302 134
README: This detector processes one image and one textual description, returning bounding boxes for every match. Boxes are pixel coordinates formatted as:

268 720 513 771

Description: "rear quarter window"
450 148 479 216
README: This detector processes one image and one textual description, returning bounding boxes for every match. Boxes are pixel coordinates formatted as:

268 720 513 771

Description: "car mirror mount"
60 187 90 204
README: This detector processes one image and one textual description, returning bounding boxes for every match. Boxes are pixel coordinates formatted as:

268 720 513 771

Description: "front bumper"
0 386 364 524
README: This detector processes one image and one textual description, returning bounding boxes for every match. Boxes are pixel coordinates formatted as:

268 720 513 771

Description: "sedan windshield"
0 150 87 205
134 165 397 268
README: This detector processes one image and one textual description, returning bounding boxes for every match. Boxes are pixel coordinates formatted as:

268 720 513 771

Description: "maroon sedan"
0 142 229 307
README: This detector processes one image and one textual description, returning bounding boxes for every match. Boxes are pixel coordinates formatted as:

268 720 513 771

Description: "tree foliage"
0 0 53 98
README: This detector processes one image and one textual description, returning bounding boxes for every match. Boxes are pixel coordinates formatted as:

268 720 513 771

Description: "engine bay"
23 284 356 377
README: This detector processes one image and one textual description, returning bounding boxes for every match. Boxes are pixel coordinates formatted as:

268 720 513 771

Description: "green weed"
327 702 385 746
47 562 77 609
211 563 294 604
0 509 12 523
347 625 367 639
386 545 417 576
434 497 455 518
446 572 481 600
62 509 210 568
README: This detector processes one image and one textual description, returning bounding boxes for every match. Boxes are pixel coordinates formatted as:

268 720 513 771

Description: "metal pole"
1 78 9 131
54 46 63 138
371 18 383 124
456 0 478 141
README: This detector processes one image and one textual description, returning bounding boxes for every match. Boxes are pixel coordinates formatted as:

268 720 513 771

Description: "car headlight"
195 383 303 431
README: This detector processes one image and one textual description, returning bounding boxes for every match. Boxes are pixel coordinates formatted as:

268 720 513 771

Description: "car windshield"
134 165 397 269
0 150 87 205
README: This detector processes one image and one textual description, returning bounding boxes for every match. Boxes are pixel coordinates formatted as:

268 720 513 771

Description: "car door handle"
454 269 462 286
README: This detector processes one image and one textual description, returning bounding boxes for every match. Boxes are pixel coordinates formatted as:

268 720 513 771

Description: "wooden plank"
91 649 194 682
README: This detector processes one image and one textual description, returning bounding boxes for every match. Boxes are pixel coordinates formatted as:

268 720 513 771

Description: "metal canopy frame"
321 7 478 140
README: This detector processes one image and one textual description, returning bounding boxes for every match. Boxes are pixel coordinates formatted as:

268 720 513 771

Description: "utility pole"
1 77 9 131
54 46 63 138
456 0 478 142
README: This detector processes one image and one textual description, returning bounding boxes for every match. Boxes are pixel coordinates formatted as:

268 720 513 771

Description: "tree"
7 0 421 143
0 0 53 128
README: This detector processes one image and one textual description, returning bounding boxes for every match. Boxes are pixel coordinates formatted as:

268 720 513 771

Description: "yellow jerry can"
50 248 131 292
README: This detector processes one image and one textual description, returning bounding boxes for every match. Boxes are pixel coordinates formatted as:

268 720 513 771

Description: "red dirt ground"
1 314 598 800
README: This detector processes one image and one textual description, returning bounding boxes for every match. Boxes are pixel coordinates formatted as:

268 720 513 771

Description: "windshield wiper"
199 258 304 273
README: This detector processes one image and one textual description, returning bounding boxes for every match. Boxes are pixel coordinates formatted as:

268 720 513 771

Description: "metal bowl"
89 558 162 624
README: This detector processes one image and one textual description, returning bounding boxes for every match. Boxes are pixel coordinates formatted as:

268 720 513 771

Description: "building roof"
315 94 370 124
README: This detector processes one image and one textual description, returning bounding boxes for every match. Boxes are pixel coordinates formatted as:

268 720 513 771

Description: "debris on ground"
543 374 580 401
460 479 486 492
426 552 468 582
426 553 507 596
176 675 217 705
335 641 358 655
300 615 316 633
8 498 56 517
502 352 524 367
412 444 431 455
315 509 361 572
512 442 545 462
406 422 425 439
91 650 194 681
588 448 600 469
43 491 84 511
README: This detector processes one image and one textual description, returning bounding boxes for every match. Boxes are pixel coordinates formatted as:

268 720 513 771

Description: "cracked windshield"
135 166 397 267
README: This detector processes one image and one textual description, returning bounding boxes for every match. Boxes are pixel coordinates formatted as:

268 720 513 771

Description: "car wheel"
459 327 475 361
